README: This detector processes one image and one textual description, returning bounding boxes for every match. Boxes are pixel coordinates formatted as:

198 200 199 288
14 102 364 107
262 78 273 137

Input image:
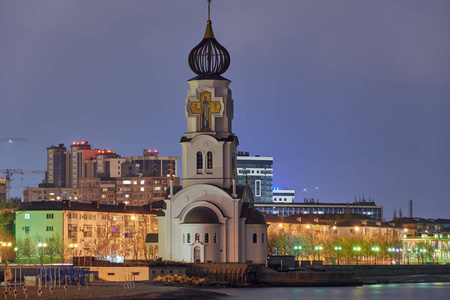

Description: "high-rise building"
46 144 68 188
0 178 6 199
236 152 273 202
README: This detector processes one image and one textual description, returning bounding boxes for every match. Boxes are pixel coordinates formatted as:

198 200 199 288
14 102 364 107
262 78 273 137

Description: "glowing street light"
69 243 78 265
353 246 361 265
314 246 323 260
334 246 342 265
38 242 47 265
294 245 302 261
371 247 379 265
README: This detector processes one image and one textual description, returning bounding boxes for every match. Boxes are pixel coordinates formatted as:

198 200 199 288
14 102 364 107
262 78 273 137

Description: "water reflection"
216 282 450 300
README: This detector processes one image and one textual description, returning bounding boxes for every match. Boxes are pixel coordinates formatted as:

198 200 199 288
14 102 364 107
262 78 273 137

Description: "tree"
46 234 63 264
19 237 36 263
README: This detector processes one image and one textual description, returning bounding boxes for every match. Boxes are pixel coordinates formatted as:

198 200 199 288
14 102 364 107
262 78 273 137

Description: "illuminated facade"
78 176 180 205
15 200 158 262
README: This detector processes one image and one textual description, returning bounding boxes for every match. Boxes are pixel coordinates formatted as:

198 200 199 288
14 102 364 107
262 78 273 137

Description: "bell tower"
181 0 238 189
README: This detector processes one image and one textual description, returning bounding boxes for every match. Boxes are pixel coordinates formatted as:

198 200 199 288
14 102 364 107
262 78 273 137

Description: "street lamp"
371 247 379 265
314 246 323 261
353 246 361 265
0 241 12 264
294 245 302 261
69 243 78 265
418 248 427 265
334 246 342 265
37 242 47 265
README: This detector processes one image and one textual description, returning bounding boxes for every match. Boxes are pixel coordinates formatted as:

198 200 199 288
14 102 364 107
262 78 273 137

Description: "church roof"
183 206 220 224
187 3 230 80
245 208 267 225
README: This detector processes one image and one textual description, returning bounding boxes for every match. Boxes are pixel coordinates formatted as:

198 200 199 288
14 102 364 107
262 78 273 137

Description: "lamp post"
371 247 379 265
294 246 302 261
314 246 323 261
418 248 426 265
353 246 361 265
37 242 47 265
69 243 78 265
334 246 342 265
0 242 12 264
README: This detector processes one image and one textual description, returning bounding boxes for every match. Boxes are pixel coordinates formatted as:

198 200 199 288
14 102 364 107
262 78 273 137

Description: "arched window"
205 233 209 243
253 233 257 243
197 152 203 171
207 151 213 169
261 233 264 243
195 233 200 242
213 233 217 243
187 233 191 243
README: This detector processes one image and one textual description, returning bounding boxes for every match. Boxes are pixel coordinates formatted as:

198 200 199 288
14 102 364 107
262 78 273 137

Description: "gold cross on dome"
190 91 221 131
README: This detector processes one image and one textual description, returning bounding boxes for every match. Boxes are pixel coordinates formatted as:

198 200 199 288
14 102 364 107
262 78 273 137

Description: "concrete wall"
322 265 450 277
88 267 149 281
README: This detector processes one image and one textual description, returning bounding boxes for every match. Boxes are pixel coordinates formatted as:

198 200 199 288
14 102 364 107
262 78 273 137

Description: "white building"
272 189 295 203
155 8 267 264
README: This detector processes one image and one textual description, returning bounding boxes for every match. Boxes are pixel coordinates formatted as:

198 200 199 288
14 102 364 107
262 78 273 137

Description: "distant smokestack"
409 200 413 218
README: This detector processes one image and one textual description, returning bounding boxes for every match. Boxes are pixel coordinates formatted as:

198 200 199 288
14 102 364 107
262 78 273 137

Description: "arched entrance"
194 246 201 262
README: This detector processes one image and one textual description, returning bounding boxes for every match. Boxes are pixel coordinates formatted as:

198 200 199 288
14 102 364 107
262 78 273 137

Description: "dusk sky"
1 1 449 219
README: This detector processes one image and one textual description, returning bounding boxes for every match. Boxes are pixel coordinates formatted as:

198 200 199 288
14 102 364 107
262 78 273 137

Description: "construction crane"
0 137 27 154
0 169 45 201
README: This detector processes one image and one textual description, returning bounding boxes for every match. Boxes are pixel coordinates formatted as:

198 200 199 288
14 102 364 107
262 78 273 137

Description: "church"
156 3 268 264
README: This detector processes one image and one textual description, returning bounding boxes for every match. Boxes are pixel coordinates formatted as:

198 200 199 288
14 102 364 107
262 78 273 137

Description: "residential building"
22 187 79 202
15 200 159 262
78 176 180 205
46 144 69 188
236 152 273 202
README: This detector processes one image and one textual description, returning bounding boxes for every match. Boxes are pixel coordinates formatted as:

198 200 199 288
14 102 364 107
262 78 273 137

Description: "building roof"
17 200 158 214
255 201 379 207
245 208 267 225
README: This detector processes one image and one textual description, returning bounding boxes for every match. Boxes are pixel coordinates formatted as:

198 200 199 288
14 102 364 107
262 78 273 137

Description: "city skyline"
1 1 449 218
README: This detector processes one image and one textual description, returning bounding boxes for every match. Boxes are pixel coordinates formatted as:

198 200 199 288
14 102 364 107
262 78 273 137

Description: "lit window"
133 181 138 185
123 180 132 185
25 214 30 220
153 187 161 191
125 194 130 198
140 180 145 185
140 187 145 192
255 180 261 197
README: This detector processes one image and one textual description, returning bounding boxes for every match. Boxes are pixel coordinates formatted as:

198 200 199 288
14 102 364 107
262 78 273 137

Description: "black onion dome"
188 20 230 79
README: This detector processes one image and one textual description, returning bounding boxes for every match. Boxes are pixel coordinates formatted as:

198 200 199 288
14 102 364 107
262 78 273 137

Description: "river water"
215 282 450 299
